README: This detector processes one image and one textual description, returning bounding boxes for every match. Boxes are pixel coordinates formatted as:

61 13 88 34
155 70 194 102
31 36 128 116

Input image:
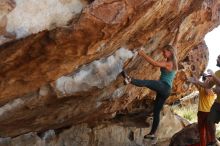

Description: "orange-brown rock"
0 0 219 139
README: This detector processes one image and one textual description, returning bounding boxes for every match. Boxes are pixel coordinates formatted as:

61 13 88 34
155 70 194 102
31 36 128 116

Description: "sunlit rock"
0 0 86 45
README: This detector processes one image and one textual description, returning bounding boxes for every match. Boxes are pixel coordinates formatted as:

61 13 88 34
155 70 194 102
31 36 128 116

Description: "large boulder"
0 106 187 146
0 0 219 141
169 123 199 146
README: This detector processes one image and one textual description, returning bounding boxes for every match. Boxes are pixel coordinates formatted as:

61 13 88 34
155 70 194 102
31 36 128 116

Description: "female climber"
122 45 178 140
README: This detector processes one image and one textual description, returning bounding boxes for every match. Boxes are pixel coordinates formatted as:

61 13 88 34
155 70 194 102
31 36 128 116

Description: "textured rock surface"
0 107 186 146
0 0 220 144
169 123 200 146
0 0 86 45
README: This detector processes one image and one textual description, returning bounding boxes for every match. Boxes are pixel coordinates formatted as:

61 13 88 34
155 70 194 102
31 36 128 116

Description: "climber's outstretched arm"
138 50 172 71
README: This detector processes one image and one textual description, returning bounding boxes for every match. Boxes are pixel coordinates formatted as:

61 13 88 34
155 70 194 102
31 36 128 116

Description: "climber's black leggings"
131 79 171 134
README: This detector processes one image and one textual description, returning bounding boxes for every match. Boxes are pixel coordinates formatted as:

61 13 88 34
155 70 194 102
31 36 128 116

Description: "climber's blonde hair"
163 45 178 71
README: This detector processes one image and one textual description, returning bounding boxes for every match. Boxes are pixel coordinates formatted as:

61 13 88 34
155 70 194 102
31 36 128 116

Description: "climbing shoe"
121 70 131 84
144 134 156 140
125 77 131 84
121 70 129 78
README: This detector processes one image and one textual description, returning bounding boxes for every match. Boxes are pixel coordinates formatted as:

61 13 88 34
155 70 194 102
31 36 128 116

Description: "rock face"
0 107 187 146
0 0 86 45
0 0 220 144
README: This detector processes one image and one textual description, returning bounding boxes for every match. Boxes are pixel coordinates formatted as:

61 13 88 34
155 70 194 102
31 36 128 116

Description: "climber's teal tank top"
159 68 176 87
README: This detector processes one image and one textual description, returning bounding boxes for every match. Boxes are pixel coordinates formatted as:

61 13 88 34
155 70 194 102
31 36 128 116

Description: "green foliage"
216 123 220 139
172 104 198 123
216 130 220 138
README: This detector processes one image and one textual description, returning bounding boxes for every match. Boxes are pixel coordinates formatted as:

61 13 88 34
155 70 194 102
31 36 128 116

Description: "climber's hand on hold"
138 49 145 56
